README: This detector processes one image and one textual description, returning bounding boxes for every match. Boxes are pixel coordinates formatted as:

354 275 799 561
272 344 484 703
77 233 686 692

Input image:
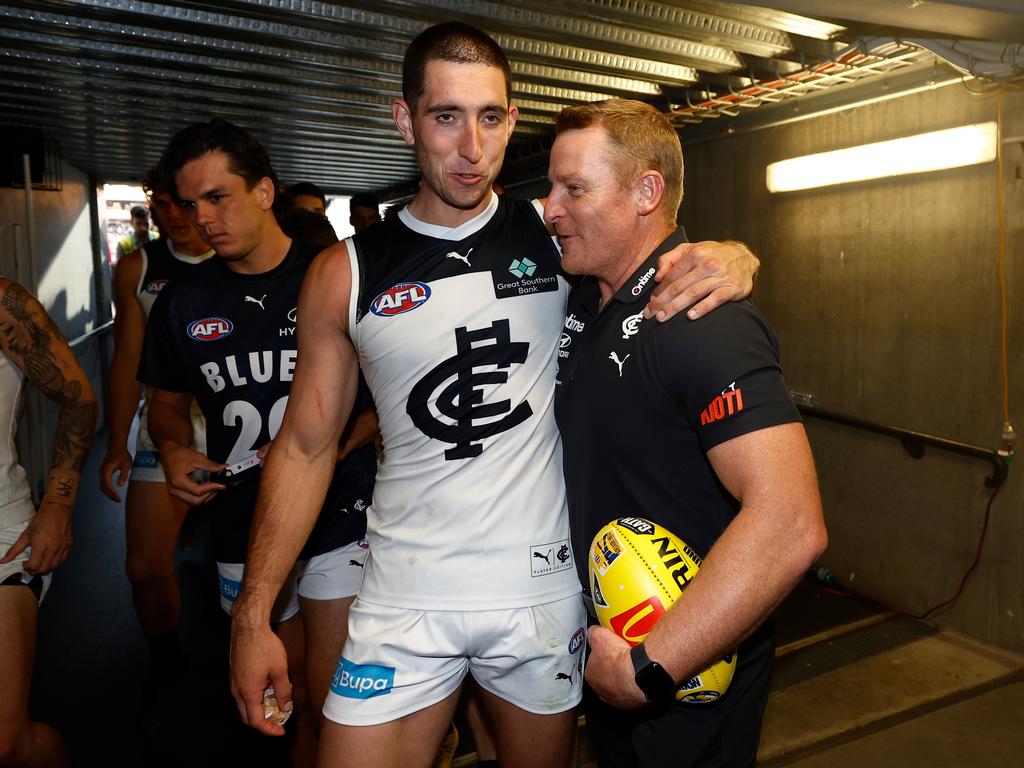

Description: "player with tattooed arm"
0 278 97 768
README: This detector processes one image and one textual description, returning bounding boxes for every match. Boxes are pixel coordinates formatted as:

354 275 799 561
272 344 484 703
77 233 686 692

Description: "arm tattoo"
0 282 97 472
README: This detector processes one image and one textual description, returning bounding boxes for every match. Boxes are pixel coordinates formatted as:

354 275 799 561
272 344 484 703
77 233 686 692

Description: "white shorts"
132 398 207 483
0 520 52 605
217 539 368 623
323 593 586 726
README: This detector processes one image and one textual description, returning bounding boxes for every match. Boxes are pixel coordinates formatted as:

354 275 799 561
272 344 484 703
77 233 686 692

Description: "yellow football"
589 516 737 704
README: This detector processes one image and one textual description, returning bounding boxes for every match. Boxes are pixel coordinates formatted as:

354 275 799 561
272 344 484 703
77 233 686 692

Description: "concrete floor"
780 682 1024 768
759 627 1024 766
28 431 1024 766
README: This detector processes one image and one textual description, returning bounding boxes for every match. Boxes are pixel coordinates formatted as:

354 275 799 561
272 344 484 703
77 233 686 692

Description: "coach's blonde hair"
556 99 683 223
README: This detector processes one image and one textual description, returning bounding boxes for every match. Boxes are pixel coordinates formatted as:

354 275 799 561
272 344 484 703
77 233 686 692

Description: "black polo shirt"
554 227 800 592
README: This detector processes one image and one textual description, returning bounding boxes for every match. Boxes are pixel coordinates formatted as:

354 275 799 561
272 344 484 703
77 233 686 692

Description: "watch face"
636 661 676 701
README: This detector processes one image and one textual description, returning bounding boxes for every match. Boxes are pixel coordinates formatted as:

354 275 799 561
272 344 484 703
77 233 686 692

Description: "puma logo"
533 550 552 565
555 672 573 684
445 248 473 267
245 294 267 310
348 560 364 567
609 351 630 377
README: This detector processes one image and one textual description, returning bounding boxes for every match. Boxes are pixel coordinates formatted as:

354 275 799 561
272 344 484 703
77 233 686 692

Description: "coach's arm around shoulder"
586 422 827 708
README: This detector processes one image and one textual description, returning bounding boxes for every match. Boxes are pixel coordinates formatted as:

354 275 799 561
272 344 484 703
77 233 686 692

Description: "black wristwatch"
630 643 676 701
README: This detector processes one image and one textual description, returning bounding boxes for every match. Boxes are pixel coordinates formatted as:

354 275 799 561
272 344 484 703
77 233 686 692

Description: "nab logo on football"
187 317 233 342
370 282 431 317
609 596 667 646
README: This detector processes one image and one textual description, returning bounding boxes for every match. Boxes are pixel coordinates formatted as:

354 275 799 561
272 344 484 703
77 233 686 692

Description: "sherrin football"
589 517 736 704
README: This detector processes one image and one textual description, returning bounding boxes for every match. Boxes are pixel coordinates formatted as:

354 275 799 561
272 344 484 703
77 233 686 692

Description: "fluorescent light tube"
766 122 997 193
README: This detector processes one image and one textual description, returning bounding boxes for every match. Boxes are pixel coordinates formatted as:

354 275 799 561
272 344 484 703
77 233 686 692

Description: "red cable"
821 482 1002 621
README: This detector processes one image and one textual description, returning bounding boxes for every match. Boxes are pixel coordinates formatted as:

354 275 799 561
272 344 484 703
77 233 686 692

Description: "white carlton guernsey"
348 194 579 610
0 355 34 528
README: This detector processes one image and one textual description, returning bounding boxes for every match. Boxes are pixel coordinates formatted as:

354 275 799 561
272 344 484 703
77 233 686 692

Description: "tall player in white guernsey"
0 278 97 768
230 23 760 768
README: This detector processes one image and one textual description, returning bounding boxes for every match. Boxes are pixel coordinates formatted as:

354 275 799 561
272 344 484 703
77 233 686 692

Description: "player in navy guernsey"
138 119 376 764
230 23 763 768
99 166 213 714
548 100 826 768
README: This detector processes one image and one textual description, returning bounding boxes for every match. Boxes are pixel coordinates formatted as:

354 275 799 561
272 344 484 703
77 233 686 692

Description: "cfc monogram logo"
407 319 533 460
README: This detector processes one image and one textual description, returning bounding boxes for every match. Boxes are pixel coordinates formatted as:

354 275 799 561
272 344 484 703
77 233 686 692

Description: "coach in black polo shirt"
546 99 828 768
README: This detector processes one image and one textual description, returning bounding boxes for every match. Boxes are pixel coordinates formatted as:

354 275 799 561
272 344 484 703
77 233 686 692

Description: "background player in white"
98 166 213 710
0 278 97 768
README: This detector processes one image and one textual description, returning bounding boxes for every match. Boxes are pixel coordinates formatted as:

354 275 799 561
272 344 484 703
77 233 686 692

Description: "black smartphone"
209 454 261 487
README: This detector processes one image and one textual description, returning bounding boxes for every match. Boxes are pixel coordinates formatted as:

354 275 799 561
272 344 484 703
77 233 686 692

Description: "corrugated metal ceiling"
0 1 1018 196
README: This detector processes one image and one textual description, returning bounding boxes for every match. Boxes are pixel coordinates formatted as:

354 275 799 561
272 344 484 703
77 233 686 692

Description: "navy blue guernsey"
139 240 372 563
554 228 800 591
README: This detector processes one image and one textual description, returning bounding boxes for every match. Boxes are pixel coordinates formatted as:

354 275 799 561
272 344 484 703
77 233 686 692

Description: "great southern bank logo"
331 657 395 699
508 258 537 278
370 282 431 317
187 317 233 341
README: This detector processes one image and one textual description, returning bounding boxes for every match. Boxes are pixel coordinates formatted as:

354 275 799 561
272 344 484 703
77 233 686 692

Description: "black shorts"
583 622 774 768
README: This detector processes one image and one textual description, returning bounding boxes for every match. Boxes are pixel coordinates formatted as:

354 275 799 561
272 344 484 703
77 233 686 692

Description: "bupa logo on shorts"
187 317 233 342
132 450 158 469
568 627 586 655
145 279 169 295
331 657 395 699
370 282 431 317
218 574 241 603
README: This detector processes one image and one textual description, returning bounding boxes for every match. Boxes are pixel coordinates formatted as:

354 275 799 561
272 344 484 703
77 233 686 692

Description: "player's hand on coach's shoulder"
585 626 648 710
160 442 226 505
647 240 759 322
98 445 133 502
229 618 293 736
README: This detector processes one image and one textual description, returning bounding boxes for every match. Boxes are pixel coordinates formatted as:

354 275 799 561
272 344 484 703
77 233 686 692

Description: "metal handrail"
67 319 113 348
794 397 1010 489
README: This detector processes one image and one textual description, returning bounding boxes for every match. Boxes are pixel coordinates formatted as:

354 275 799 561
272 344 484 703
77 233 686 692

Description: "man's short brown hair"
556 99 684 222
403 22 511 115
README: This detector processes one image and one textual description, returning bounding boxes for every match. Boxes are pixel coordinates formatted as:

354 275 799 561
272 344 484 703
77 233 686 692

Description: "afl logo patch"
568 627 586 654
187 317 233 341
145 279 169 295
370 282 431 317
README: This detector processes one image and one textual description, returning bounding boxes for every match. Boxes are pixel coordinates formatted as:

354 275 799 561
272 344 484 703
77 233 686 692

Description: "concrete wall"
0 160 109 497
679 83 1023 652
